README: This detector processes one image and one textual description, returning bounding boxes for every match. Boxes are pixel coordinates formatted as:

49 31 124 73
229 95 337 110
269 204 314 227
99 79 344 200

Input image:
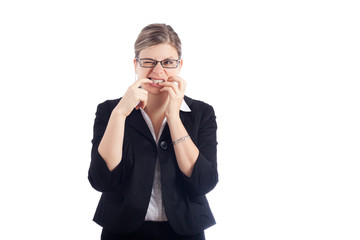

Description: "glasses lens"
161 59 178 68
139 59 156 67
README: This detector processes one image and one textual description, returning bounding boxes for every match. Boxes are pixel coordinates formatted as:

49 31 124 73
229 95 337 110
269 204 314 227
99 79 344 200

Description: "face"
134 44 182 95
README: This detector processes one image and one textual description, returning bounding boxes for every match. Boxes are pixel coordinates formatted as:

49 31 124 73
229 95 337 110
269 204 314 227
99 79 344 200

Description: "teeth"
152 79 164 84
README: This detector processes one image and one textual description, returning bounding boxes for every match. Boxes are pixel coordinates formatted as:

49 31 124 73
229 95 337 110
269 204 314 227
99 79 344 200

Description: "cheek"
165 69 180 77
136 68 151 78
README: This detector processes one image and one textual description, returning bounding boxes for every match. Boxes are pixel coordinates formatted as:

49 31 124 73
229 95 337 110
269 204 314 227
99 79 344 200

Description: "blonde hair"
134 23 182 59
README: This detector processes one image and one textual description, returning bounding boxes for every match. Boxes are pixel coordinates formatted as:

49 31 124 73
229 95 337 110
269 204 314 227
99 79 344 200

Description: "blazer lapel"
127 109 155 144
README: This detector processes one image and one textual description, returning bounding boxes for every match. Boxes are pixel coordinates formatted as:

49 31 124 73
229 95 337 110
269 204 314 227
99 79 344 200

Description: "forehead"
138 44 179 59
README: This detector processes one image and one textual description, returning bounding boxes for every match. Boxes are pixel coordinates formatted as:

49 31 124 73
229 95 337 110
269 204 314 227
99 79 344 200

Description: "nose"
151 61 164 74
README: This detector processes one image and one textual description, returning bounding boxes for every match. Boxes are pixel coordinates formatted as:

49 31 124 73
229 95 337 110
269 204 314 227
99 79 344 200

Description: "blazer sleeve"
88 100 129 192
184 103 218 196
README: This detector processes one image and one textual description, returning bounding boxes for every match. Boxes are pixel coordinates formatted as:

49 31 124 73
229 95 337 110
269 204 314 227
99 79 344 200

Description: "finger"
136 90 148 109
135 101 141 110
134 88 148 103
141 98 147 109
159 86 176 98
137 88 149 96
133 87 148 108
135 101 146 110
168 76 186 92
132 78 153 89
159 81 180 95
135 96 147 110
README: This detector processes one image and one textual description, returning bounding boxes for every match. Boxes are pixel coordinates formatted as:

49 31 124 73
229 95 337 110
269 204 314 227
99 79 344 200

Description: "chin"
143 83 163 95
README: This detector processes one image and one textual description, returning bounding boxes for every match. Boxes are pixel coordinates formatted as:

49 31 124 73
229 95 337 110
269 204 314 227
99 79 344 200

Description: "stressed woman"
88 23 218 240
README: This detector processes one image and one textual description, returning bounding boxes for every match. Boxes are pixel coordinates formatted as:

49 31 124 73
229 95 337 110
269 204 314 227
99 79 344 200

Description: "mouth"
148 78 165 88
149 77 165 84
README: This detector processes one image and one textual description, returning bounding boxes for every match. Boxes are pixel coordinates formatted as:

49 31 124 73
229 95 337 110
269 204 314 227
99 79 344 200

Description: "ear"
178 59 183 72
133 58 137 72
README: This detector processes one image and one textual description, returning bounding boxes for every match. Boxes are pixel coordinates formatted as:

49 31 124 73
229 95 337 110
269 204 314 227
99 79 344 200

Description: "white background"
1 0 359 239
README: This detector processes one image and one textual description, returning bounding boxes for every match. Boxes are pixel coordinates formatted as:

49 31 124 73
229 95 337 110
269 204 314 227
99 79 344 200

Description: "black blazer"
88 96 218 236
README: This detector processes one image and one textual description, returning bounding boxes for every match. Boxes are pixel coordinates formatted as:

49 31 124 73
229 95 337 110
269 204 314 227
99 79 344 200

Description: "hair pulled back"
134 23 182 59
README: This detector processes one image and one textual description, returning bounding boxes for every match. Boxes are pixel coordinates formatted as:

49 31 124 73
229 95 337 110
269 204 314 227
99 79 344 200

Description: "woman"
88 23 218 240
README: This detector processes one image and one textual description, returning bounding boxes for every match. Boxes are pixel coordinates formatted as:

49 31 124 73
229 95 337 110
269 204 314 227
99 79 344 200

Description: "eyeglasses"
135 58 181 69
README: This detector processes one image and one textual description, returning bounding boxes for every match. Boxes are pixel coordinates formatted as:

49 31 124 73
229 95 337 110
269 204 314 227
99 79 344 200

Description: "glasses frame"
135 57 181 69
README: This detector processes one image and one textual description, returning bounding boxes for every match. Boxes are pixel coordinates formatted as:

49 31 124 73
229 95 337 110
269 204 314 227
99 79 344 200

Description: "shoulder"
96 98 121 112
184 95 215 116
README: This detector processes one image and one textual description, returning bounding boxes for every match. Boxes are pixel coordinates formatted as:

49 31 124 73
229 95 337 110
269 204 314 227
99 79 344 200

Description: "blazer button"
160 141 168 150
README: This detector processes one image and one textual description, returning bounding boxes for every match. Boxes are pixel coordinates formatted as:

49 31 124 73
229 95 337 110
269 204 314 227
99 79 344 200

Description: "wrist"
166 114 181 125
112 106 129 119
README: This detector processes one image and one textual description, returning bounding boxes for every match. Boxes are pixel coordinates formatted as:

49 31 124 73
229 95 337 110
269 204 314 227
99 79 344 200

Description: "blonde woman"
89 23 218 240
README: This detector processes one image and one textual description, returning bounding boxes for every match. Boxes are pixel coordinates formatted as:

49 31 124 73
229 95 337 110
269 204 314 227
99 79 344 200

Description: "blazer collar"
181 98 191 112
183 95 193 110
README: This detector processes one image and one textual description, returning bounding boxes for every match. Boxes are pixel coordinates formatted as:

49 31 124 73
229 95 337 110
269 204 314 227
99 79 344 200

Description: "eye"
162 59 177 67
140 59 156 67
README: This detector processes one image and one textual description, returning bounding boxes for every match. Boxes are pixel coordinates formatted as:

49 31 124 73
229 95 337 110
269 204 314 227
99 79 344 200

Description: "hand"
159 76 187 120
115 78 152 116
